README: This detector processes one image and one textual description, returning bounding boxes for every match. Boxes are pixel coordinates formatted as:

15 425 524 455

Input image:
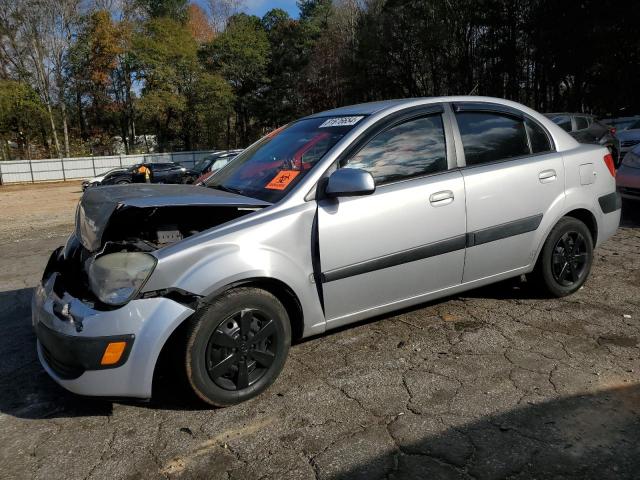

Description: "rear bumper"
598 191 622 214
32 272 194 399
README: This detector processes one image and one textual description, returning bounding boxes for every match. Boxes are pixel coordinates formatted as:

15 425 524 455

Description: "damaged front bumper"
32 265 195 399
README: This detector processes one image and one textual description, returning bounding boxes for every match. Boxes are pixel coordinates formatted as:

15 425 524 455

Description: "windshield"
207 116 364 202
194 154 220 173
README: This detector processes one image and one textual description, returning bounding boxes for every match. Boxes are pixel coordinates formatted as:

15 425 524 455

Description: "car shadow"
332 384 640 479
0 288 113 419
0 287 220 418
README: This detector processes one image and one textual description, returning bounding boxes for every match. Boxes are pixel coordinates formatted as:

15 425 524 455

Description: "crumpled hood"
76 184 270 251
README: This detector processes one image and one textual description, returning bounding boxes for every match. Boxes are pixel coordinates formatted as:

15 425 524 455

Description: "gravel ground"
0 182 639 479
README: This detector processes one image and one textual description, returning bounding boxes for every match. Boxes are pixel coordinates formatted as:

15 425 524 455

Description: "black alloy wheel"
184 287 291 406
532 216 593 297
205 308 278 391
551 231 589 286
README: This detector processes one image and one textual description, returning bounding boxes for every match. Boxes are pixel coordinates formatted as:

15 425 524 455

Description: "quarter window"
455 112 530 165
525 118 552 153
344 115 447 184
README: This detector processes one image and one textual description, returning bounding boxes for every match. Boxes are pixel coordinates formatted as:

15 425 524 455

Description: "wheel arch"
151 276 305 397
532 207 598 268
200 277 305 341
563 208 598 244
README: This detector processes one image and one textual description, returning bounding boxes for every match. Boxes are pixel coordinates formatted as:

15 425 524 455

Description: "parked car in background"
82 167 127 191
34 97 620 407
545 113 621 166
601 116 640 132
614 118 640 158
193 150 243 175
84 162 197 188
617 143 640 201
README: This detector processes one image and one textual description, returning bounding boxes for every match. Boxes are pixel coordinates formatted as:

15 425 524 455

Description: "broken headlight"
88 253 157 306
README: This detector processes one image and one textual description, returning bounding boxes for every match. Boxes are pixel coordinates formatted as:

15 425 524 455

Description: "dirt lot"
1 182 639 479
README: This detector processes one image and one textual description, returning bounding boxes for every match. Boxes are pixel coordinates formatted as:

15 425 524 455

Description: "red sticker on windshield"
265 170 300 190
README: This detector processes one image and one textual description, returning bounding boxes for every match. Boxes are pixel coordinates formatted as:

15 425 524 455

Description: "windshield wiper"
209 184 246 196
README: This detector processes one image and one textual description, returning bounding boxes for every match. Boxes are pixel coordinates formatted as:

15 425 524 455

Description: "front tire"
184 287 291 406
532 217 593 297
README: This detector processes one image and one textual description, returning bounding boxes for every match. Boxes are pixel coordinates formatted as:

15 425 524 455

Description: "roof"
303 96 581 152
304 99 416 118
544 112 595 117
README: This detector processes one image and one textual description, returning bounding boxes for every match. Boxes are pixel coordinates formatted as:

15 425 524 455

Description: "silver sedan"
33 96 620 406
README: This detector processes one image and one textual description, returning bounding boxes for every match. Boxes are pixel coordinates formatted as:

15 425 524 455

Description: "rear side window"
525 118 552 153
344 114 447 184
575 116 589 130
455 112 529 165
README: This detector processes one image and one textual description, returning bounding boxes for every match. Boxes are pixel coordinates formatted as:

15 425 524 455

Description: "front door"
317 110 467 327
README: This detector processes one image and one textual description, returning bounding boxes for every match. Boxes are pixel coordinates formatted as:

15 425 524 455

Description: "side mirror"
325 168 376 198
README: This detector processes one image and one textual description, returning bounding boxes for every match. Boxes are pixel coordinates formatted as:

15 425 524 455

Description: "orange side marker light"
101 341 127 365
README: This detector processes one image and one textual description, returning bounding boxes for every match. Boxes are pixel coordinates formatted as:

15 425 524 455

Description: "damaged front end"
45 184 270 310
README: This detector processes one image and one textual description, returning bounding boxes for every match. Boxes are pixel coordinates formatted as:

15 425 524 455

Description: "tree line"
1 0 638 160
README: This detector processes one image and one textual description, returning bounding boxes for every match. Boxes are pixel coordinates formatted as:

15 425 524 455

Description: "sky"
193 0 300 20
243 0 300 18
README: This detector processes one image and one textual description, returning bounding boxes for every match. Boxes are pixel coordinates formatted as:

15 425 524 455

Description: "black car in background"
545 113 621 166
84 162 197 189
192 150 243 176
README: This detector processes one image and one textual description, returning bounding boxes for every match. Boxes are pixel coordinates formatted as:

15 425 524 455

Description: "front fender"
142 205 326 337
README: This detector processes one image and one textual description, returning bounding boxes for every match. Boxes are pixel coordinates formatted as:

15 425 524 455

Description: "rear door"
317 106 467 326
452 103 565 283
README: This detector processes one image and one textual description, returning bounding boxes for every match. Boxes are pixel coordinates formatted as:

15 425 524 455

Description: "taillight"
609 127 616 136
603 153 616 177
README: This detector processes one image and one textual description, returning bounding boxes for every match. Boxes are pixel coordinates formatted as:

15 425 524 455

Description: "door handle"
539 169 557 183
429 190 454 206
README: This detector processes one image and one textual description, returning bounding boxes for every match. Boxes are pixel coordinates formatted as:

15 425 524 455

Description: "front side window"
343 115 447 184
207 117 362 202
456 112 530 165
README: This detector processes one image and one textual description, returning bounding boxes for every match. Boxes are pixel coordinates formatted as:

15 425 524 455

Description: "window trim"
312 104 454 199
450 102 556 169
339 110 450 187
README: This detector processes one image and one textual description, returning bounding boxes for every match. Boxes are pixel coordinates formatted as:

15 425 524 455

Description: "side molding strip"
466 213 543 247
322 235 467 283
321 213 544 283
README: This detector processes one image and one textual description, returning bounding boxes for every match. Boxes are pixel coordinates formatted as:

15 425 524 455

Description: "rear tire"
531 217 593 297
184 287 291 407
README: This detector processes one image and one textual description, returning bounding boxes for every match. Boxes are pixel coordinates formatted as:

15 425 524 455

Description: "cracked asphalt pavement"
1 183 639 479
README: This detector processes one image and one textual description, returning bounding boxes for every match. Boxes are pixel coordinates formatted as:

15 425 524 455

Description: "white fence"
0 150 218 184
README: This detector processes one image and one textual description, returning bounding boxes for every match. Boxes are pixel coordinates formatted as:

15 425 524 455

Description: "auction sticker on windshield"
319 116 364 128
265 170 300 190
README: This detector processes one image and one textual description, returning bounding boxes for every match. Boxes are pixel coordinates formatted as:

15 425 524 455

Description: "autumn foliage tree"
1 0 639 159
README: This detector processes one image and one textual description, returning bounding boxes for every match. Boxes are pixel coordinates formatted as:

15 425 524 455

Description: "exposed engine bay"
46 184 270 306
98 205 260 253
